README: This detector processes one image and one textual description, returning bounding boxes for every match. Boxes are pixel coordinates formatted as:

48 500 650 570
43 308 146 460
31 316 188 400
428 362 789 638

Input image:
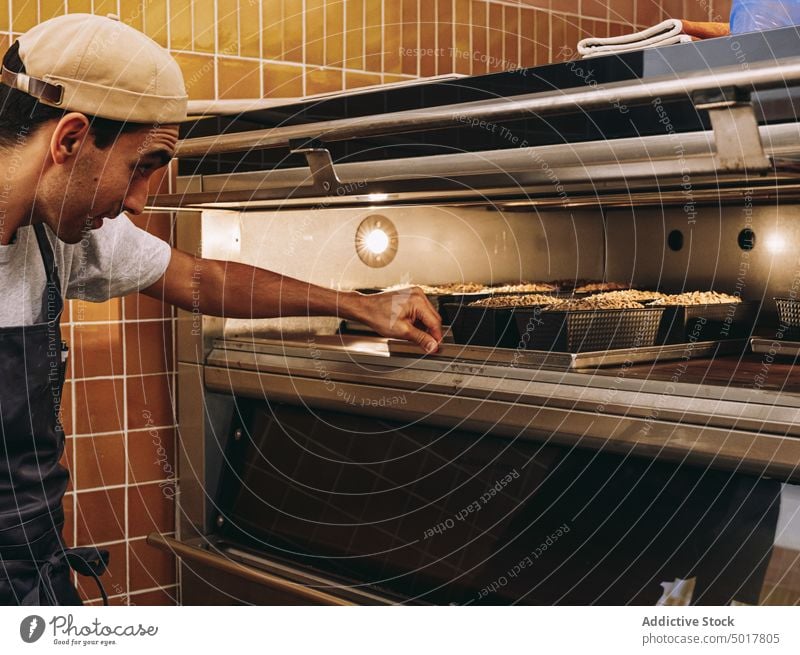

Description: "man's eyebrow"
139 149 173 167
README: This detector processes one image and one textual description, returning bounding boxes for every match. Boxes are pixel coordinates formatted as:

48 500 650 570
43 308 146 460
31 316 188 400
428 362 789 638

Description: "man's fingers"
415 300 444 343
379 288 441 351
406 324 439 353
404 288 442 342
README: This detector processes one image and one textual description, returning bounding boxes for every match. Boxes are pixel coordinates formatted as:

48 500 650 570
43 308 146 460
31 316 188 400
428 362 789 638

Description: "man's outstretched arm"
142 248 443 352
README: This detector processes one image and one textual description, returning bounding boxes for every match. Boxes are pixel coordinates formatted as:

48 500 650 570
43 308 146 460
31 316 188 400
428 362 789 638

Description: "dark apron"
0 224 108 605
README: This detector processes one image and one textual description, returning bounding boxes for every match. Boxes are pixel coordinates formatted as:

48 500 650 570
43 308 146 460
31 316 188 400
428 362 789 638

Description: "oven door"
205 400 780 605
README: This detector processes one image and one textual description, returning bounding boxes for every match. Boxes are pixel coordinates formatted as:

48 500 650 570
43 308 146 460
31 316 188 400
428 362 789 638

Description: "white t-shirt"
0 213 172 327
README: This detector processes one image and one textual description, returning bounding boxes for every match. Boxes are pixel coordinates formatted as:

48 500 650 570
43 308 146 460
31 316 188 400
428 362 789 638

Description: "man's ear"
49 113 92 164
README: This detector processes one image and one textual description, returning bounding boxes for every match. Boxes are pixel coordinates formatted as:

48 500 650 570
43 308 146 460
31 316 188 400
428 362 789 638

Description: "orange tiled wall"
0 0 734 606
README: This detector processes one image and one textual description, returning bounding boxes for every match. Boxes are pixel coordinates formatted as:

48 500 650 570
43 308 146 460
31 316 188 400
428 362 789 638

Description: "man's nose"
122 177 149 215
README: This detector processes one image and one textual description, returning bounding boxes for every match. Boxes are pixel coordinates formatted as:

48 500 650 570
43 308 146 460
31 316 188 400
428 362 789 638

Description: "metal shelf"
204 336 800 483
150 57 800 210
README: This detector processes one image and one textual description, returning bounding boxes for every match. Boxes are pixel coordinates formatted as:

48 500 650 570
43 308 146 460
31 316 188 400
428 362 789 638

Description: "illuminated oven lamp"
355 215 398 267
764 233 786 254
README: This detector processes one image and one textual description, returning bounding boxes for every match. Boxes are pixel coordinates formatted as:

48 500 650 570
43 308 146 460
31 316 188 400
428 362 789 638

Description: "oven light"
355 215 398 267
364 228 390 254
765 233 786 253
367 193 389 202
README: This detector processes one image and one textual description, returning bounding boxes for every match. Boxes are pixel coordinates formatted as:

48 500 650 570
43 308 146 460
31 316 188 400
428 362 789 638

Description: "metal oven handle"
147 533 357 605
147 533 384 606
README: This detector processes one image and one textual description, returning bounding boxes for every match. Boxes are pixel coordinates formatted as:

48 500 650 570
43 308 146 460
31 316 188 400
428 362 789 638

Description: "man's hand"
348 287 443 353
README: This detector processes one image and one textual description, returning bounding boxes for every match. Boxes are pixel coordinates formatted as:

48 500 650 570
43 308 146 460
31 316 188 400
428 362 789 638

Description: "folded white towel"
577 19 693 58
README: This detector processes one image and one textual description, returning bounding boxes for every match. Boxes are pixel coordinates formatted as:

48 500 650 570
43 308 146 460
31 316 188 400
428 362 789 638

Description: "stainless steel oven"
149 27 800 605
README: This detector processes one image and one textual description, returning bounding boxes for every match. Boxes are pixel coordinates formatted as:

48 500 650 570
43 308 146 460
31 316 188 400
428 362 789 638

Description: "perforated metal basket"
514 307 666 353
775 297 800 340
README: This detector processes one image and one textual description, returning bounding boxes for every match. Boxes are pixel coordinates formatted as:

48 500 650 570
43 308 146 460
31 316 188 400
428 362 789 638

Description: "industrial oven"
148 27 800 605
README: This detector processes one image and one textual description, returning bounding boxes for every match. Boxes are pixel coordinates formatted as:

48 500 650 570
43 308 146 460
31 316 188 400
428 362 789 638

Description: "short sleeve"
65 213 172 302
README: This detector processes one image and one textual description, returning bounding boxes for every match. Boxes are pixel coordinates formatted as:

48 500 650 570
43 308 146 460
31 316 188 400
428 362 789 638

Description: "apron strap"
21 546 109 606
32 223 62 323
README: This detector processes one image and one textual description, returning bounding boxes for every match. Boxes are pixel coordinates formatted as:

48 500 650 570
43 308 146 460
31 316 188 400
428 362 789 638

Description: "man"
0 13 441 605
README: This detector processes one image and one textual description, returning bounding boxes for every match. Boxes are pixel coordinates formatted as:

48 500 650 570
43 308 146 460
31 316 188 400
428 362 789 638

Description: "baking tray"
447 303 544 349
434 293 495 324
656 301 760 344
356 288 494 324
513 306 666 353
750 337 800 358
389 339 747 371
339 320 455 342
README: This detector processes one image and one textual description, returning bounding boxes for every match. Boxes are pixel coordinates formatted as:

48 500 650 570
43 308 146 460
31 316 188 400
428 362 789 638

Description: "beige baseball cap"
1 13 187 123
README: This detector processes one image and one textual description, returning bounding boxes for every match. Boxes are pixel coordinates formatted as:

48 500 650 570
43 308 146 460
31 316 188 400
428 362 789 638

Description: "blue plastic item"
730 0 800 33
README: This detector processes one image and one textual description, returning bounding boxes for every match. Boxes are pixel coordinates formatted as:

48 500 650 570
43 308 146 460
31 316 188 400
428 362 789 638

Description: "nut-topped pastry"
551 298 646 311
574 281 631 293
490 282 559 293
649 291 742 305
469 294 563 308
590 290 668 303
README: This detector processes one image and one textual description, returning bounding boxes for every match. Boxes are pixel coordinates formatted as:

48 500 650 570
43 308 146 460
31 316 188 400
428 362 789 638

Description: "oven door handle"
147 533 368 606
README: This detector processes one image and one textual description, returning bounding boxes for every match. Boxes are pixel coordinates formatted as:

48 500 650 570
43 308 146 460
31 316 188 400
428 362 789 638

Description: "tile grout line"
258 0 264 98
415 0 420 78
517 3 522 70
88 583 179 606
169 205 179 601
165 0 172 74
472 0 478 76
360 0 365 72
450 0 456 75
121 279 130 604
71 371 177 382
501 2 506 73
302 0 307 96
72 424 178 439
69 322 77 551
433 0 438 75
74 316 174 325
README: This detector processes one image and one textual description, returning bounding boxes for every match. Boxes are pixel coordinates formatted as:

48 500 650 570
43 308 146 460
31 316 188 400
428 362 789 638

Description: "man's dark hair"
0 41 145 150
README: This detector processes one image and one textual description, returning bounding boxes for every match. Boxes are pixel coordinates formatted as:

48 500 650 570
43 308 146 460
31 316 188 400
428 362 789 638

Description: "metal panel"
605 203 800 313
177 363 238 537
186 204 603 340
176 58 800 158
388 337 746 370
203 346 800 432
230 205 603 290
156 123 800 210
175 211 204 364
209 336 800 408
752 338 800 357
177 363 206 538
193 123 800 192
205 366 800 483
